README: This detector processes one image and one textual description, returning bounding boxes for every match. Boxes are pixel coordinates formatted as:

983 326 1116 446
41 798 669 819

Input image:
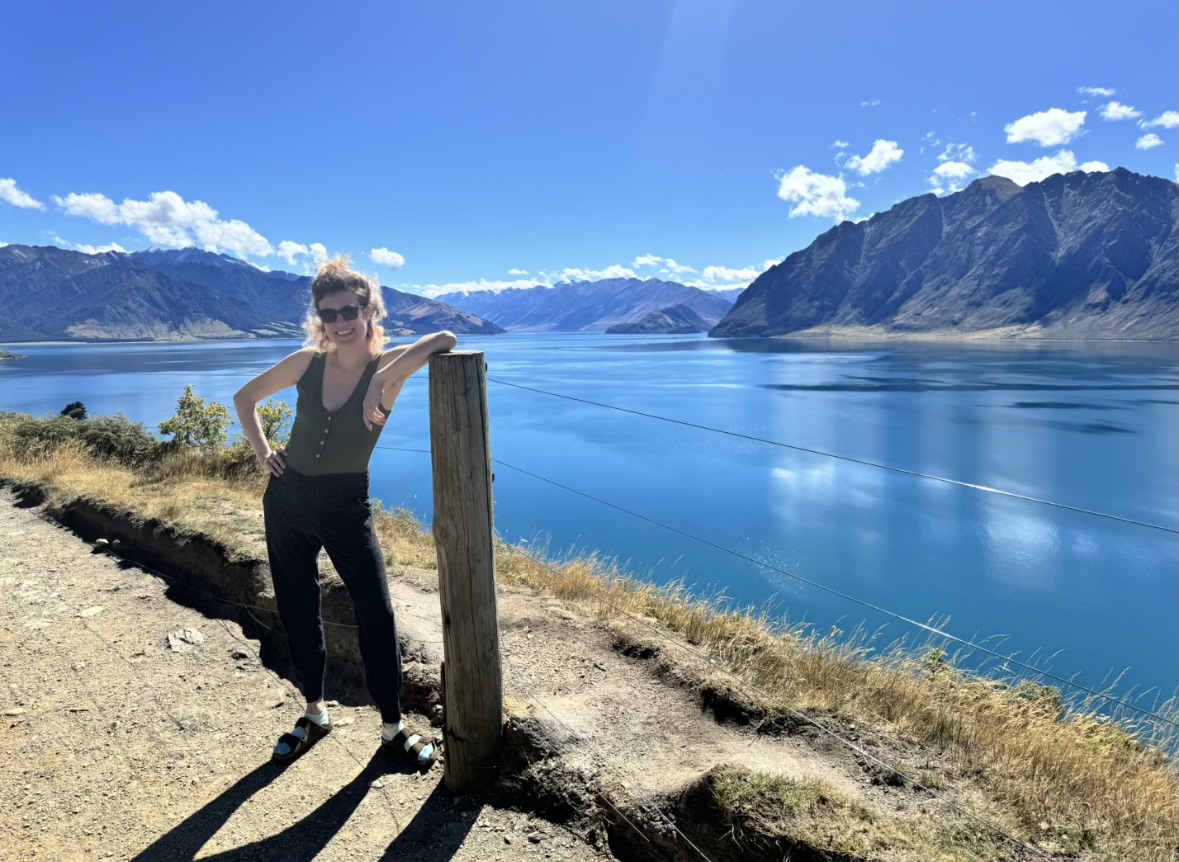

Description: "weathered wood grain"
428 351 503 793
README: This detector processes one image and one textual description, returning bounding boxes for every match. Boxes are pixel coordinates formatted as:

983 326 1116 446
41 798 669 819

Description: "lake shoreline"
3 329 1179 349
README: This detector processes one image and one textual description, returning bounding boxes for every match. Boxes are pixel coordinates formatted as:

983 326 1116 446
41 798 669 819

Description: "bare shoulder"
235 346 317 402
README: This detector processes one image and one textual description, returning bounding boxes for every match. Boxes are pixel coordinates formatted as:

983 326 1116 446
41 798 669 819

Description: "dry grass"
701 764 1034 862
704 764 915 858
2 428 1176 862
494 542 1178 861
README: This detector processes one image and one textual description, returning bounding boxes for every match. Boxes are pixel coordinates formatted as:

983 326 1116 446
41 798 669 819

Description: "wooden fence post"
428 350 503 793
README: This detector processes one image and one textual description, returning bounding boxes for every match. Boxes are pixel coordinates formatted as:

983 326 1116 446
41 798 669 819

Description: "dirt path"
0 491 607 862
0 487 942 862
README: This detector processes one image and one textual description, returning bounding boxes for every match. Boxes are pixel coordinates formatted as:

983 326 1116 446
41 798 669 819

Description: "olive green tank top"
283 351 391 476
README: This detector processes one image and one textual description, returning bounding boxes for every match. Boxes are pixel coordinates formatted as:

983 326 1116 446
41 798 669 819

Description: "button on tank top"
282 351 391 476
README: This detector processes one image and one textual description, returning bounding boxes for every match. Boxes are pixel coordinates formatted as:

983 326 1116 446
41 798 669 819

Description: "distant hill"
707 287 746 303
712 169 1179 340
0 246 502 342
441 278 734 332
605 304 711 334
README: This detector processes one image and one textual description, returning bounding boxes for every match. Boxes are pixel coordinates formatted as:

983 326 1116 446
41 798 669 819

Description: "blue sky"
1 1 1176 297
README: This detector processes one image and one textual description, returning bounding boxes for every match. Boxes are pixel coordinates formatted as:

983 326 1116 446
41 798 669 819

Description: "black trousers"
262 466 402 724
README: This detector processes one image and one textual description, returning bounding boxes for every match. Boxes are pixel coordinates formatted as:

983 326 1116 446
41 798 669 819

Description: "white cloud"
682 259 776 293
776 166 860 220
193 217 272 258
987 150 1108 185
659 258 696 277
1078 86 1115 98
55 190 273 259
1140 110 1179 129
507 268 529 276
370 247 406 269
75 242 128 255
1099 101 1141 121
277 241 309 265
934 161 976 180
548 264 638 283
628 254 694 277
1136 133 1163 150
937 143 977 164
845 140 904 176
55 191 120 222
308 243 330 264
1004 109 1087 146
930 142 979 194
861 99 880 108
700 265 760 283
0 178 44 210
832 140 850 149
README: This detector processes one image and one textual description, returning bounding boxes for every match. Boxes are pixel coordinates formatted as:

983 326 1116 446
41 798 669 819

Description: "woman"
233 257 457 771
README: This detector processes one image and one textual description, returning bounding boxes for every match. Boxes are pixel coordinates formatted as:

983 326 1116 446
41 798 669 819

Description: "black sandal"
272 715 332 764
382 726 440 774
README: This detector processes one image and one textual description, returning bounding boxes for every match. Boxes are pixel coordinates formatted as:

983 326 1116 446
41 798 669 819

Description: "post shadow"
378 780 483 862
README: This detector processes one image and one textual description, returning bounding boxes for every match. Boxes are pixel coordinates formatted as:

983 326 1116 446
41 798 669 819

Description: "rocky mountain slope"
0 245 502 342
441 278 734 332
712 169 1178 340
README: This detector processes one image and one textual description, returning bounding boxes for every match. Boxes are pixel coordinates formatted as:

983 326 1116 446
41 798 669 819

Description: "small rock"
371 779 385 789
78 607 105 618
269 698 285 709
95 538 109 547
503 836 512 845
335 717 354 727
527 832 542 844
229 649 250 660
166 628 205 652
5 708 26 716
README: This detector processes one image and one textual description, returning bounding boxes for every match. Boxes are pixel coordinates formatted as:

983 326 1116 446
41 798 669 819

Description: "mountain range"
439 278 735 332
713 168 1178 340
0 246 503 342
1 169 1173 344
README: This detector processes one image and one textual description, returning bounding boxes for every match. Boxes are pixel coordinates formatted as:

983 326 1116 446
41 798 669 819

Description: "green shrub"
61 401 87 420
77 414 157 466
159 385 231 452
256 398 292 447
10 415 83 457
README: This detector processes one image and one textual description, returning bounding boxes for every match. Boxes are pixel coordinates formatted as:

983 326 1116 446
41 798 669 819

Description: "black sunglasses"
317 304 365 323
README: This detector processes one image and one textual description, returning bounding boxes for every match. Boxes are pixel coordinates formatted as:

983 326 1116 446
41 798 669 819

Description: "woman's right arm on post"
233 348 315 476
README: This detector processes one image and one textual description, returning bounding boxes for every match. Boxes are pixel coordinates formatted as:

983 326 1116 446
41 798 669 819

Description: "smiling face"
316 289 370 348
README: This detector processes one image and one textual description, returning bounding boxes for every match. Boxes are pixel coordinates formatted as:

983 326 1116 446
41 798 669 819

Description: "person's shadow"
129 754 482 862
127 760 286 861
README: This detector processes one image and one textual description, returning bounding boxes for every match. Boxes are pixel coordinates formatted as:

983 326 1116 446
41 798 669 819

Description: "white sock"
382 720 434 763
381 719 405 742
274 708 329 756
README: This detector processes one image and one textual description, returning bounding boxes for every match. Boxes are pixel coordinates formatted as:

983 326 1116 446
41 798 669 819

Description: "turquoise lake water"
2 334 1176 716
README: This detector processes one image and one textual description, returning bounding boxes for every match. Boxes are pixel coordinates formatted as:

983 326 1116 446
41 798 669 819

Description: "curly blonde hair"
303 257 388 353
